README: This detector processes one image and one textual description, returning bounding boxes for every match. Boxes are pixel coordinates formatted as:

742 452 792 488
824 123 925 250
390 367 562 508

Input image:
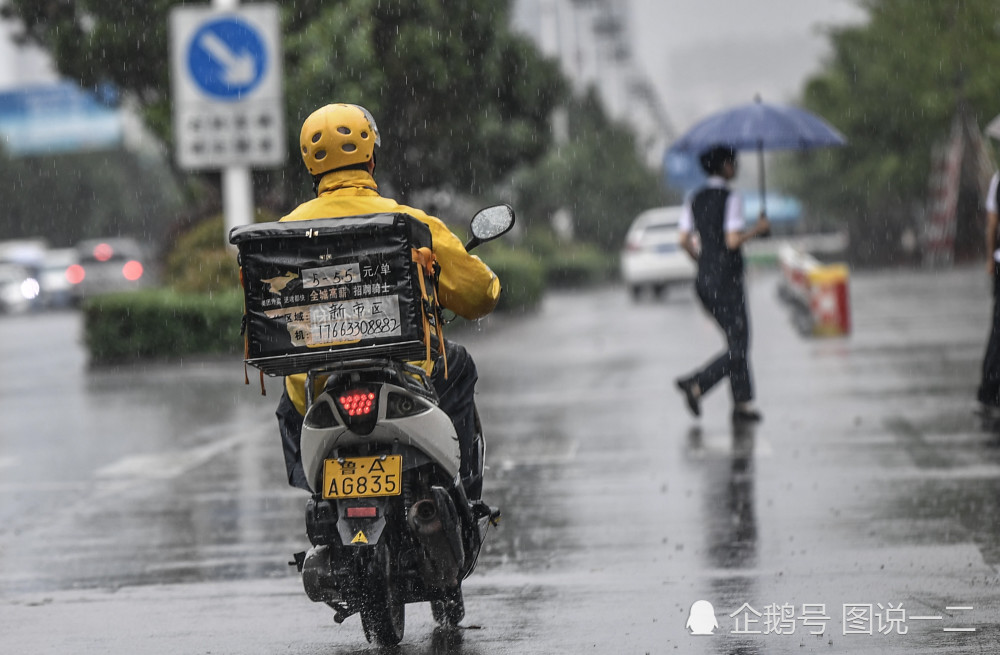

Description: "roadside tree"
790 0 1000 265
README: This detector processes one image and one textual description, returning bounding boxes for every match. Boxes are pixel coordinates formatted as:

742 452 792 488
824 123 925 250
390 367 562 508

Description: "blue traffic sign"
187 17 267 100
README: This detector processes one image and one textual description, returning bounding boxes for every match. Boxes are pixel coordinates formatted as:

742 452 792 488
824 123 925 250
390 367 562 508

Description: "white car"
0 262 39 313
620 206 697 300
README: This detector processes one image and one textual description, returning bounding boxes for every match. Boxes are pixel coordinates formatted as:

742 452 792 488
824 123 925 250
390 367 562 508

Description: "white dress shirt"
678 176 745 235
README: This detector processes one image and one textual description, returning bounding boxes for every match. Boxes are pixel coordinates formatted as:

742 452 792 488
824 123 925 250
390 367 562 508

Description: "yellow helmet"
299 104 381 176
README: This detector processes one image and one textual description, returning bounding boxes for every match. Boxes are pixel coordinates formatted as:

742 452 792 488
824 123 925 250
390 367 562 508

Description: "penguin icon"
685 600 719 635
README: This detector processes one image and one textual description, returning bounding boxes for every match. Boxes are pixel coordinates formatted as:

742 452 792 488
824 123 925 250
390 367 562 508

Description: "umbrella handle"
756 142 771 238
757 142 766 215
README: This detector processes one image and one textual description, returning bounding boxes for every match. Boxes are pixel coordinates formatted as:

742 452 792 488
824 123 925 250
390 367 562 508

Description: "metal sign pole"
213 0 252 242
223 165 253 242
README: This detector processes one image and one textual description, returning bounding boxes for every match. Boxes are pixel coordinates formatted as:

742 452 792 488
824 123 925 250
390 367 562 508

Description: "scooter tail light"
337 390 377 417
346 506 378 518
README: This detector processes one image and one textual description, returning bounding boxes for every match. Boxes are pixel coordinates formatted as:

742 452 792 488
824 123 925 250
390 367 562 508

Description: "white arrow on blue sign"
188 17 267 100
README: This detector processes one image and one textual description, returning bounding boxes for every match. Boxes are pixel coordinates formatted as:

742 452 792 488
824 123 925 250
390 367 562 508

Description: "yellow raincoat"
280 168 501 414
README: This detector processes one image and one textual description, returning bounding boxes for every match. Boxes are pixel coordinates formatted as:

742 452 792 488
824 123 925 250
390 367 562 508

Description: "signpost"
169 1 284 240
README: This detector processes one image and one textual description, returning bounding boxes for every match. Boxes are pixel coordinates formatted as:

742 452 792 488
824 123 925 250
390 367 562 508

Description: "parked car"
620 206 696 300
0 262 39 314
72 237 152 301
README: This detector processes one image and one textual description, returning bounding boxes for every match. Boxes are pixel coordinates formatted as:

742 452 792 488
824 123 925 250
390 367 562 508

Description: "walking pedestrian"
977 170 1000 415
674 144 770 422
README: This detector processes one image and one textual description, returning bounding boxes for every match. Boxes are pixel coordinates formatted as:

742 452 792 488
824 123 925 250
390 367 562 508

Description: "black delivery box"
229 213 437 376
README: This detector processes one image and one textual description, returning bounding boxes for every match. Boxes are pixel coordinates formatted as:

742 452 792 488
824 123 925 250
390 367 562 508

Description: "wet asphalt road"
1 266 999 654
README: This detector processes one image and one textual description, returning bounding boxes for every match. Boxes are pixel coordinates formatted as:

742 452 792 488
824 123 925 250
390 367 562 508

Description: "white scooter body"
300 377 461 493
284 204 514 646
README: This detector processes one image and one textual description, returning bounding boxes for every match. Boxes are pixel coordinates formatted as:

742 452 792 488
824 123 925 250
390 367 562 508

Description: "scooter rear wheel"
360 543 405 645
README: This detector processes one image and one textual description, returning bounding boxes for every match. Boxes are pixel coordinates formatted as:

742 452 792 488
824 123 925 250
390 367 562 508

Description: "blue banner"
0 82 122 156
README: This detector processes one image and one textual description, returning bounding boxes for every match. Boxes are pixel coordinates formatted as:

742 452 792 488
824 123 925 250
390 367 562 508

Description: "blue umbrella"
667 96 846 214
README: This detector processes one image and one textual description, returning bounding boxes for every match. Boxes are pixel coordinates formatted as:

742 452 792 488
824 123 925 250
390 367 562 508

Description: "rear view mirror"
465 204 515 251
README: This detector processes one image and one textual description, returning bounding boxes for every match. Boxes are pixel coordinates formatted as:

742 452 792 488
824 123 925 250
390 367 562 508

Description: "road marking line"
499 440 579 470
95 434 246 481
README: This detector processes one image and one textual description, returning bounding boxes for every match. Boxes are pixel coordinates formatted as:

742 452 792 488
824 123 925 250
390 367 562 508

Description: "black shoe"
675 378 701 417
732 406 763 423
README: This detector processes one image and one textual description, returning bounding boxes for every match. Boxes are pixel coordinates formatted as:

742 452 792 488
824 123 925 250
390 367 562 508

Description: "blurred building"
0 18 56 89
512 0 674 169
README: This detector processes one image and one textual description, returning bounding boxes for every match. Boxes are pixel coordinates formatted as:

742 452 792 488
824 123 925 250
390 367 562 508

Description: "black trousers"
978 266 1000 407
276 340 481 494
689 278 754 404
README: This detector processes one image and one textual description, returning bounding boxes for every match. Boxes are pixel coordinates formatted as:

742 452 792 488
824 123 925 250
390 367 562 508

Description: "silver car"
72 237 153 301
620 206 697 300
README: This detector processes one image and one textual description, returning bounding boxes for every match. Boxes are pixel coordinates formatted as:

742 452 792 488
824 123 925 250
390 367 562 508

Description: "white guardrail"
774 240 851 337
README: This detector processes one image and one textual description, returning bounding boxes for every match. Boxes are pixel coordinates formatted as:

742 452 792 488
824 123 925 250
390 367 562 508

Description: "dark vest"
691 187 743 286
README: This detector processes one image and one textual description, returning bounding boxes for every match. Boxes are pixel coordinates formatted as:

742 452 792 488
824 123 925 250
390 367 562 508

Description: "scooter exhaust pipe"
407 489 465 589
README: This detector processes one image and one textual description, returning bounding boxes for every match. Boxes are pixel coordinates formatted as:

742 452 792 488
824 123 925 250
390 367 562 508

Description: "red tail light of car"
65 264 86 285
93 242 114 262
122 260 144 281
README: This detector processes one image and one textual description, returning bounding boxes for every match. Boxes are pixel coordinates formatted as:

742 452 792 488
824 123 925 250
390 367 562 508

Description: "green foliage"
0 148 183 247
166 247 239 296
3 0 568 206
512 90 671 250
479 246 546 313
164 210 279 293
164 216 240 295
82 289 244 365
523 229 617 287
790 0 1000 265
164 215 235 293
284 0 567 200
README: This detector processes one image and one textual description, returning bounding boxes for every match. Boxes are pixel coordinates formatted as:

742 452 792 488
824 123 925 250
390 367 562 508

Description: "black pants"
276 340 481 495
688 278 754 404
978 266 1000 407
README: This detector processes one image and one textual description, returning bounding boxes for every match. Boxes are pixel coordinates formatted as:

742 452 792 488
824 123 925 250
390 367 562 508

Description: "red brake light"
93 242 114 262
338 391 376 417
65 264 86 285
346 507 378 518
122 260 143 281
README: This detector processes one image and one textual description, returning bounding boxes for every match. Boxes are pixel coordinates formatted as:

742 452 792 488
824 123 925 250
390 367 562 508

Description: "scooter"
288 205 513 645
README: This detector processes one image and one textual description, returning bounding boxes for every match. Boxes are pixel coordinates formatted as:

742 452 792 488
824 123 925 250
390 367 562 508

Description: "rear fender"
335 498 390 547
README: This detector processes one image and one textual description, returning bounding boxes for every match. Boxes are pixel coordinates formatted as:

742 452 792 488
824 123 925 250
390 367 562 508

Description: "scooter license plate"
322 455 402 499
